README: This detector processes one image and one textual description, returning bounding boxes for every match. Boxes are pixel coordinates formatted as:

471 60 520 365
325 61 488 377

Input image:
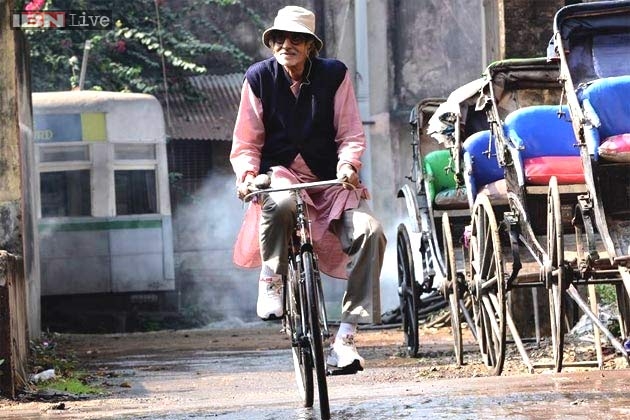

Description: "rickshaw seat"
579 75 630 159
462 130 507 208
423 149 467 209
504 105 584 185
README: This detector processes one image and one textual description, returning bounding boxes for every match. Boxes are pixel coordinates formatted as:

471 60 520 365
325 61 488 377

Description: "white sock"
260 264 276 279
337 322 357 339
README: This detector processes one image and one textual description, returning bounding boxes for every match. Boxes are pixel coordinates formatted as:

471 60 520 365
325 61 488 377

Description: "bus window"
114 144 156 160
39 144 89 163
40 170 91 217
115 169 157 215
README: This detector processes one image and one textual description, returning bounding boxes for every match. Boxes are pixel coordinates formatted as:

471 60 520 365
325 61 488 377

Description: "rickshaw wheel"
397 223 419 357
469 194 506 376
547 176 566 372
616 283 630 344
443 213 463 366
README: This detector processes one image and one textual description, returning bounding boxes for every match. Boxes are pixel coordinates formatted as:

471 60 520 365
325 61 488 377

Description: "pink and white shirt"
230 70 369 279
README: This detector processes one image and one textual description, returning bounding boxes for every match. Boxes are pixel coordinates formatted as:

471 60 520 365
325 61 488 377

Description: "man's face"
270 31 312 69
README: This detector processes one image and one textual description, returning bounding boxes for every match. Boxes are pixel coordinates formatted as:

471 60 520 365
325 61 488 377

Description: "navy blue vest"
245 57 347 180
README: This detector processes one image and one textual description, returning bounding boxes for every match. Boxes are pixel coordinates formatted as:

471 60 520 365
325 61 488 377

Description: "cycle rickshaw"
460 58 589 375
544 0 630 370
396 81 489 359
433 57 595 375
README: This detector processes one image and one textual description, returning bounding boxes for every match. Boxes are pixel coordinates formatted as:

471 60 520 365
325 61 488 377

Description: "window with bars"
167 140 213 209
115 170 157 215
40 170 91 217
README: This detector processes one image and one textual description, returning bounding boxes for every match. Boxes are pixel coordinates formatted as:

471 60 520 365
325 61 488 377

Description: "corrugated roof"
163 73 244 141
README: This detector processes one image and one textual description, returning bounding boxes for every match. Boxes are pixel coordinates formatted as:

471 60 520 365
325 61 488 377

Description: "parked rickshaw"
467 58 588 375
547 0 630 369
432 57 592 375
397 83 488 358
397 98 447 357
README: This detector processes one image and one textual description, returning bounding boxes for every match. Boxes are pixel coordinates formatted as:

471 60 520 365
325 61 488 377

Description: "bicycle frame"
290 184 331 340
244 178 351 420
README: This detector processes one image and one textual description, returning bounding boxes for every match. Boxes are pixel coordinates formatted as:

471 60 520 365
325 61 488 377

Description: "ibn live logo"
12 10 113 29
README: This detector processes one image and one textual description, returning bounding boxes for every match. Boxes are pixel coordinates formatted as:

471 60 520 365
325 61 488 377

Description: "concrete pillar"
0 0 41 338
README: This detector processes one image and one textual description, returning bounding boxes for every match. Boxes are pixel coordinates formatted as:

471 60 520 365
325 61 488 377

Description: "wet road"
2 326 630 419
110 349 630 420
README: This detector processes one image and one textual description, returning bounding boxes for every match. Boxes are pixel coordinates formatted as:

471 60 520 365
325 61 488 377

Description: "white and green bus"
32 90 174 297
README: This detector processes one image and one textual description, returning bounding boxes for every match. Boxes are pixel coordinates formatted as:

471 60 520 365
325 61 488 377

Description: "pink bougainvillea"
25 0 46 11
60 38 73 49
115 40 127 53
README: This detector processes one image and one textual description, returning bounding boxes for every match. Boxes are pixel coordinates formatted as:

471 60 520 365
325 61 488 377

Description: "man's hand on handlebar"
238 174 272 202
237 173 255 200
336 163 359 189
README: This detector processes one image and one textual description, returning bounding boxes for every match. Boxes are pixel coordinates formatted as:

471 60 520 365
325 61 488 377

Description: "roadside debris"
30 369 56 383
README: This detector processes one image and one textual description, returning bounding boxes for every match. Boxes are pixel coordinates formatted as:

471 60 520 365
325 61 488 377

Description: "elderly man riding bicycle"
231 5 386 371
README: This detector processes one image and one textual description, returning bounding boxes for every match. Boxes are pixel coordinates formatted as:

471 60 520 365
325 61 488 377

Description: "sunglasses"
270 31 310 46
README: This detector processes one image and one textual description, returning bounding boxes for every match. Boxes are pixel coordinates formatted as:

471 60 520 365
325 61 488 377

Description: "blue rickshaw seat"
504 105 584 185
462 130 507 208
579 75 630 160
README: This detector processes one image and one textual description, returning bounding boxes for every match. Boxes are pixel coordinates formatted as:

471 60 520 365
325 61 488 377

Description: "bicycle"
245 175 354 420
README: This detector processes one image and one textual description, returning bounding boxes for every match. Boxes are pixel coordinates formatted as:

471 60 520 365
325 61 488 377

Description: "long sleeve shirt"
230 70 366 182
230 69 369 279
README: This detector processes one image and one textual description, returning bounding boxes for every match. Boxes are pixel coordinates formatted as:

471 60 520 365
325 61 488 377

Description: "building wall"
503 0 566 59
0 2 40 337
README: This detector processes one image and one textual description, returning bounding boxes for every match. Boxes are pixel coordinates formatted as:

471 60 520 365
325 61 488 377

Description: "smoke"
172 172 405 325
379 223 400 314
172 172 260 323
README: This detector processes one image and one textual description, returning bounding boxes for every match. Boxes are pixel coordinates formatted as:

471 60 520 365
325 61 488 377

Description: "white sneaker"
257 276 283 320
327 334 364 370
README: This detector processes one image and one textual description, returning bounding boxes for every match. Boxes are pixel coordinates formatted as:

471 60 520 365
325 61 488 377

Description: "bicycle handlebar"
243 178 355 202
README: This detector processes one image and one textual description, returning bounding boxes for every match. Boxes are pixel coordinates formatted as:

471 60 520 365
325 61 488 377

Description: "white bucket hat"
262 6 323 51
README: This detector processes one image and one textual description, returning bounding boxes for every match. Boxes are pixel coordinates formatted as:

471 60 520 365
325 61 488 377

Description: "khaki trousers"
259 191 386 324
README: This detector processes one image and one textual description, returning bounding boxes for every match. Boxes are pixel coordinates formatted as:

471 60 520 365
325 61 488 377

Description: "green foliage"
28 333 103 394
24 0 262 93
595 284 616 306
43 375 104 395
29 332 76 377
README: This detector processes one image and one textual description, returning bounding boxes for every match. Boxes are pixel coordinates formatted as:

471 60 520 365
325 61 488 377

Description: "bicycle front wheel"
286 262 314 407
302 250 330 420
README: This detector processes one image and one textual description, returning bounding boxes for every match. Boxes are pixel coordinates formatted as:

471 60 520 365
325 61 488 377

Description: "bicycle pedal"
326 360 363 376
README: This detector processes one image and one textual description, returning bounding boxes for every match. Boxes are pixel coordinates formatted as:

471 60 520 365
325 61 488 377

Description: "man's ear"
308 41 317 57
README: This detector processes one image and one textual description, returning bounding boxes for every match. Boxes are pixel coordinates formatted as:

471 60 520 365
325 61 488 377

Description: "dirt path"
1 322 629 419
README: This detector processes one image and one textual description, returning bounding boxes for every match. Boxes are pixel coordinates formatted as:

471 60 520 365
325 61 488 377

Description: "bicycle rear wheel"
286 262 314 407
302 250 330 420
